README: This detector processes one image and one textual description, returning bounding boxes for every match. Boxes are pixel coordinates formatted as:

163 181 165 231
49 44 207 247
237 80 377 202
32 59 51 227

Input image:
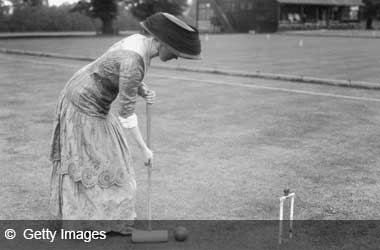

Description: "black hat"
140 12 201 60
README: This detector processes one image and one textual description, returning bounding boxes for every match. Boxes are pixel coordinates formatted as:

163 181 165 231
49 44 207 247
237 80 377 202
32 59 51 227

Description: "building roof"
277 0 363 5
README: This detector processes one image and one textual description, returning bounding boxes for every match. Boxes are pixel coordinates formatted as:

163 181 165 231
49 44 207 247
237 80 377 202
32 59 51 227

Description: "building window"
231 2 236 11
240 1 246 10
221 0 238 12
199 2 214 20
247 2 253 10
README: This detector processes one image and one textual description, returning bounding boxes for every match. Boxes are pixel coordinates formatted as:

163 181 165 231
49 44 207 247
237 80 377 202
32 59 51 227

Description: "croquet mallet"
131 103 169 243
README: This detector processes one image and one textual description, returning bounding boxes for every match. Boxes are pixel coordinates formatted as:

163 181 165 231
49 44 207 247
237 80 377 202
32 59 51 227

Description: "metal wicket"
278 192 295 244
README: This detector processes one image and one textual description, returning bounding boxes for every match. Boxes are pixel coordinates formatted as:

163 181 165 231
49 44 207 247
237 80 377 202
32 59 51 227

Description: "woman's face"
158 44 178 62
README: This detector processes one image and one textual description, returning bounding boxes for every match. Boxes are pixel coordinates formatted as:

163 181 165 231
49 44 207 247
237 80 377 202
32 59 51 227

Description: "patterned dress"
49 34 152 231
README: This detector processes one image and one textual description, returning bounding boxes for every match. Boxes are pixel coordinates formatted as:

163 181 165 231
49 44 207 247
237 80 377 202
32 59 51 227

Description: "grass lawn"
1 53 380 223
0 34 379 83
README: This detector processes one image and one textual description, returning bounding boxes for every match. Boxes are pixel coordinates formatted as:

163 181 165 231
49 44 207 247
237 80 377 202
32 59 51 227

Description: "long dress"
49 34 152 231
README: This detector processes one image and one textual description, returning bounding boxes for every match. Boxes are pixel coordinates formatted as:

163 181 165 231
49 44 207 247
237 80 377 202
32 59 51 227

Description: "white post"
279 193 295 244
289 195 295 238
278 198 284 244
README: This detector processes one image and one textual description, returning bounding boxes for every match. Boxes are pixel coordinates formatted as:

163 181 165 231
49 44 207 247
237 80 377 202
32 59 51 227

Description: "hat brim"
140 22 202 60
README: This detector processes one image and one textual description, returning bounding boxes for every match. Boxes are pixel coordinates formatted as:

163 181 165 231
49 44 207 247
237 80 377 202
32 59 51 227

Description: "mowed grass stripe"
2 55 380 103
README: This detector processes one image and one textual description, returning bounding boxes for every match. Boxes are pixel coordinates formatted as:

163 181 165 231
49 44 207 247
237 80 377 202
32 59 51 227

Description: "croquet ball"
174 226 188 241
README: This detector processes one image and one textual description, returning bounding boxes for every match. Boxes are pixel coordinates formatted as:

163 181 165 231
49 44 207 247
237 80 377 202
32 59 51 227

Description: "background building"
191 0 363 32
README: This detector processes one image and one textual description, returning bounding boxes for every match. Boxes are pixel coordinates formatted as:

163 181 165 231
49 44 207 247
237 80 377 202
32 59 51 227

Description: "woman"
49 12 201 233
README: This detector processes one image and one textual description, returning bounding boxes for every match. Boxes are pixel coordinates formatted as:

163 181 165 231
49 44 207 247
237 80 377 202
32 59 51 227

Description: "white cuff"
119 113 138 128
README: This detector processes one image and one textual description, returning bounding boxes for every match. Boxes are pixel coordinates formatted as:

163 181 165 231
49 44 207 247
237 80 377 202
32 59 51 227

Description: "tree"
23 0 44 6
125 0 192 21
0 0 9 17
209 15 221 31
0 0 8 14
6 0 45 7
363 0 380 29
71 0 119 34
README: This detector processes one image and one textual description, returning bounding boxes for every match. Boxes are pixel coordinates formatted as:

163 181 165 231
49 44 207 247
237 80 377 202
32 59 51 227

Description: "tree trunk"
101 18 115 35
366 17 373 30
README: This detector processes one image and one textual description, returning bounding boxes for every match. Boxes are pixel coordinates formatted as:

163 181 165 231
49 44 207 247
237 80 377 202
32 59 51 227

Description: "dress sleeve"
118 55 145 128
137 81 149 98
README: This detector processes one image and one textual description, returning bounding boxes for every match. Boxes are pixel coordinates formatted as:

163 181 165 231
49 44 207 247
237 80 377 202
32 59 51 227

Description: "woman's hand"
143 146 154 167
126 126 154 167
144 89 156 105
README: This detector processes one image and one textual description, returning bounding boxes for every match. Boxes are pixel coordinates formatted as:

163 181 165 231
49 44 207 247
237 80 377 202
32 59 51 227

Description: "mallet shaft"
146 103 152 230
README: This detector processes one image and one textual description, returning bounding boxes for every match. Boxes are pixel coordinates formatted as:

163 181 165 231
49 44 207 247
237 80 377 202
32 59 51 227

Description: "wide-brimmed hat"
140 12 201 60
